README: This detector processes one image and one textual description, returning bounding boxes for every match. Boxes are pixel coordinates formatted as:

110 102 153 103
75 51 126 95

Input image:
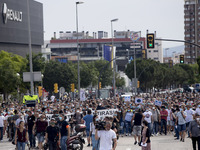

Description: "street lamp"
76 1 84 99
111 18 118 100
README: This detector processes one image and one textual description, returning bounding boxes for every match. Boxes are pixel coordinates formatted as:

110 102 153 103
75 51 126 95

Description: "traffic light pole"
156 38 200 62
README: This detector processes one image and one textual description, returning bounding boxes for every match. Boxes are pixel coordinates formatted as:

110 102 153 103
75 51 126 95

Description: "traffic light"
137 81 140 88
169 60 173 68
180 55 184 64
142 50 146 59
71 83 75 92
54 83 58 93
147 34 155 49
38 86 43 97
99 82 102 89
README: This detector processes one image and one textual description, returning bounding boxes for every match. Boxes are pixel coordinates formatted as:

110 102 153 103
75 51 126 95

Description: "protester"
132 109 144 145
14 121 28 150
83 109 93 147
33 114 48 150
95 121 117 150
160 106 168 135
90 115 99 150
0 111 5 141
188 114 200 150
176 105 187 142
124 107 134 136
143 108 153 136
57 113 70 150
45 118 59 150
141 120 151 150
151 106 160 136
27 111 36 148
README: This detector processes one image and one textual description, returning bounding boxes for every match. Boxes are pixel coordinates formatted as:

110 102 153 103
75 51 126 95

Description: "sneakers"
128 134 131 136
87 144 90 147
126 134 128 136
134 141 137 145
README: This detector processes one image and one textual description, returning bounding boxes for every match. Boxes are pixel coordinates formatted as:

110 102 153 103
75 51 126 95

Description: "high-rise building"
184 0 200 64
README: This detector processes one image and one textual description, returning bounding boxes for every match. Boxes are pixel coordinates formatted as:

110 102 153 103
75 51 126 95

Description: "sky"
37 0 185 49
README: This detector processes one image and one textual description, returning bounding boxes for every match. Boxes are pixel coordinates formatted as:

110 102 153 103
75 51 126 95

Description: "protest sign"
155 100 162 106
80 89 86 101
121 95 131 102
135 98 143 104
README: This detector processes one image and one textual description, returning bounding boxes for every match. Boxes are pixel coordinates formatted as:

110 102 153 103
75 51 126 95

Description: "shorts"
133 126 142 136
167 120 173 126
178 124 186 132
37 133 45 143
86 129 90 137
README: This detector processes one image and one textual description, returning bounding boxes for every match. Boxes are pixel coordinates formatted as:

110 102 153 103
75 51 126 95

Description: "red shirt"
160 110 168 121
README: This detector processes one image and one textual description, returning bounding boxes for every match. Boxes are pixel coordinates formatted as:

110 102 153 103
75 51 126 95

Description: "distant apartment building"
184 0 200 64
49 30 146 71
147 39 163 63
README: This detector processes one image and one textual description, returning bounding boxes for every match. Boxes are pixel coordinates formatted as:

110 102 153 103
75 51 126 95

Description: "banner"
94 109 117 120
103 45 111 62
121 95 131 102
45 109 118 122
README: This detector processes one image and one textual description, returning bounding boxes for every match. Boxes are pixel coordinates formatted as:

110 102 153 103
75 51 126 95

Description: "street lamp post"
126 49 129 62
27 0 34 95
76 1 84 99
111 18 118 100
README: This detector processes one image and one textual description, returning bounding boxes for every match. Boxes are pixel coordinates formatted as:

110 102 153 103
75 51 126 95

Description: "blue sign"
104 45 111 61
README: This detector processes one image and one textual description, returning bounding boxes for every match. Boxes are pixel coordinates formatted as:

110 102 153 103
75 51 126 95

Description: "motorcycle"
66 124 86 150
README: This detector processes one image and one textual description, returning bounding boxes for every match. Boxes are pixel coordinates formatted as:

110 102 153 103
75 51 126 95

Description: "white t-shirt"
50 95 55 102
98 129 117 150
185 109 195 123
0 116 5 127
143 111 152 123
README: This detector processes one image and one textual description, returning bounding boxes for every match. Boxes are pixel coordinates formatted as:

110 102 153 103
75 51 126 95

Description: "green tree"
0 51 27 100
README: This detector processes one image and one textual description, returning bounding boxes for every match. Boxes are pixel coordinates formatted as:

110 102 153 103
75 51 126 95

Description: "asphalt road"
1 133 193 150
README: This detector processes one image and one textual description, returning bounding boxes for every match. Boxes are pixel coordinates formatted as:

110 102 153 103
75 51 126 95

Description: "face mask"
180 108 182 111
198 105 200 108
44 106 47 108
1 113 3 116
8 112 10 115
59 117 62 120
114 114 117 116
38 109 40 111
77 111 80 113
50 122 55 126
118 110 121 113
127 110 130 112
45 111 47 113
96 118 99 122
153 107 155 109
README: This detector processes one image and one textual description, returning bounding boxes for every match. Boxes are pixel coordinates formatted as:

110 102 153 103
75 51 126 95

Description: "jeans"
61 136 67 150
91 134 99 150
161 119 167 135
191 136 200 150
175 125 180 139
147 123 152 135
49 141 57 150
125 120 131 134
0 127 3 140
153 121 159 134
17 141 26 150
28 129 35 147
120 121 124 134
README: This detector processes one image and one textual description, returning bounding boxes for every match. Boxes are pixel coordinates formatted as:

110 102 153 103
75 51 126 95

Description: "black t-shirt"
58 120 69 137
134 113 143 126
46 126 59 142
27 115 35 130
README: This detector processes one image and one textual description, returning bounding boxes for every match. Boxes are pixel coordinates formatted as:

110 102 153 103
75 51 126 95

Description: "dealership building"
0 0 43 57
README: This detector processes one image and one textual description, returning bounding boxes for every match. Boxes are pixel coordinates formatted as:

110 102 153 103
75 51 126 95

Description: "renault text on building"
2 3 23 24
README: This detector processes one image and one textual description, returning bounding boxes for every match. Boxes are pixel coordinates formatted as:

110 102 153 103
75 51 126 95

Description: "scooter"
66 124 86 150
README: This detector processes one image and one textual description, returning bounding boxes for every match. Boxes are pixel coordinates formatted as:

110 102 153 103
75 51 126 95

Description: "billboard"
0 0 43 45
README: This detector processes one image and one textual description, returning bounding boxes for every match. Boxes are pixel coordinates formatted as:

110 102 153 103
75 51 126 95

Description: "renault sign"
2 3 22 24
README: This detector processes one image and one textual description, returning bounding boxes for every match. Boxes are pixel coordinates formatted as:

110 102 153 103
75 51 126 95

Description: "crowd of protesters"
0 91 200 150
